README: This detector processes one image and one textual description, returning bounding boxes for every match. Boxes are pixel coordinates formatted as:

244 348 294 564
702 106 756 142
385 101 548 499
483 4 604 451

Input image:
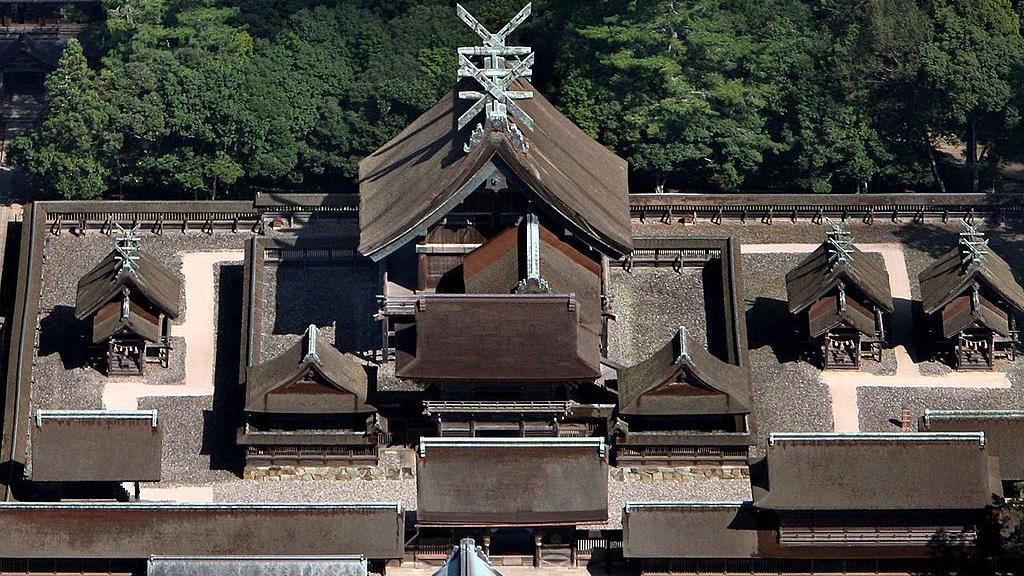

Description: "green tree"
9 39 114 199
919 0 1024 192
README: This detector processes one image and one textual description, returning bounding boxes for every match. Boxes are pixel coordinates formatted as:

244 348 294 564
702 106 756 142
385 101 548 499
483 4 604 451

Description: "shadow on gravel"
745 297 799 363
37 305 85 369
890 224 959 259
201 264 245 476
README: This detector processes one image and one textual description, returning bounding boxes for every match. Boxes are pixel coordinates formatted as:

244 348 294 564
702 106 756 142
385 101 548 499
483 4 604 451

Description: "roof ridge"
769 432 986 446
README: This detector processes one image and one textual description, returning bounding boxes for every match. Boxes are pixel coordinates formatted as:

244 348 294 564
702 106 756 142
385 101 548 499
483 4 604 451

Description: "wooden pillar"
532 533 542 568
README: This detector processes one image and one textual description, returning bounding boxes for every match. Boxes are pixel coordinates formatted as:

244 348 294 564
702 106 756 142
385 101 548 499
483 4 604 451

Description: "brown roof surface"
357 80 631 260
940 293 1010 338
395 294 601 382
616 327 750 417
31 410 161 482
622 502 758 559
0 502 404 559
807 294 877 338
245 325 372 414
923 410 1024 482
91 299 163 344
75 248 182 320
754 433 1001 511
919 245 1024 315
462 223 602 328
786 243 893 315
416 438 608 526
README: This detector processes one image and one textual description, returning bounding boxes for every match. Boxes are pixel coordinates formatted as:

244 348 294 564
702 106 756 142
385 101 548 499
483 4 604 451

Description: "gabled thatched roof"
616 327 750 416
358 79 631 260
786 242 892 315
75 248 181 321
245 325 371 414
920 245 1024 315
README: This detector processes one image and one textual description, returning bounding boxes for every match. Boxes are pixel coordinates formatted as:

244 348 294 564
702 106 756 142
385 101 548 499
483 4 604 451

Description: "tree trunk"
210 179 217 201
966 119 979 193
925 133 946 194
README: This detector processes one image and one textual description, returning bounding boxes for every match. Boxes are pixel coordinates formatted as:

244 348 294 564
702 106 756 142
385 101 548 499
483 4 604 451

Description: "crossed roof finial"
824 218 853 270
959 220 988 270
456 3 534 154
113 223 142 277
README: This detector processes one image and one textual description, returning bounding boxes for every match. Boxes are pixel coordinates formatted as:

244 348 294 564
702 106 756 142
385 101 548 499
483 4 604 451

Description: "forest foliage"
9 0 1024 199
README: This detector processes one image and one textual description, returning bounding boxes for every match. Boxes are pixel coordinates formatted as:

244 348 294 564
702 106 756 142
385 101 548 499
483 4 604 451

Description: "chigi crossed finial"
456 3 535 154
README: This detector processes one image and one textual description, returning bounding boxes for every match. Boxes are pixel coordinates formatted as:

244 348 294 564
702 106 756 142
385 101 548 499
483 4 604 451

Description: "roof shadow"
201 263 245 476
37 305 86 370
745 297 800 364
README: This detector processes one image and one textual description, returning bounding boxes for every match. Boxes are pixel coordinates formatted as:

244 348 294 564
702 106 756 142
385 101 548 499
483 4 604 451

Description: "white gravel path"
741 243 1010 432
103 251 244 412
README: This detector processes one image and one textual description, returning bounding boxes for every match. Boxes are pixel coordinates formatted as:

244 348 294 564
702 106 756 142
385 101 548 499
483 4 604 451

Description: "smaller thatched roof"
245 325 371 414
75 247 181 321
786 240 892 315
754 433 1002 511
616 326 751 417
919 244 1024 316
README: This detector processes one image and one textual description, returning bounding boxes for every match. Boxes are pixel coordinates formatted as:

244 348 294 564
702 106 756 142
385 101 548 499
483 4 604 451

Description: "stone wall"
243 448 416 481
243 464 414 481
611 465 748 482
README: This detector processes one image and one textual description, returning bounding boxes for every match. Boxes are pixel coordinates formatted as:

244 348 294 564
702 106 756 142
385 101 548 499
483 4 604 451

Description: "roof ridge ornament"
303 324 321 364
675 326 691 365
823 218 853 271
959 220 988 271
113 223 142 278
456 3 535 154
514 213 550 293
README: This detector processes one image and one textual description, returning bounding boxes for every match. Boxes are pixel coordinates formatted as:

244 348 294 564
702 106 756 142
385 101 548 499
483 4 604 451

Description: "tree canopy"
10 0 1024 198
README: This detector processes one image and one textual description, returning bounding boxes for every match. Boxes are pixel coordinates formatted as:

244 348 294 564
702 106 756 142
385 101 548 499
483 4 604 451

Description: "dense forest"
10 0 1024 199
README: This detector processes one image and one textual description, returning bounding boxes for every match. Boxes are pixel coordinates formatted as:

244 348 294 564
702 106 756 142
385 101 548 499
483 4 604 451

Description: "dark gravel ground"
638 219 1024 442
742 253 833 446
259 262 379 363
607 266 710 366
857 364 1024 432
30 230 251 473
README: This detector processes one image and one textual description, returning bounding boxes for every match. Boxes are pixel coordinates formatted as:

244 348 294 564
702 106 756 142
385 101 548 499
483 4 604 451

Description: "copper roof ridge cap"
416 292 576 300
623 501 751 513
768 431 986 446
149 556 367 562
35 409 158 428
924 409 1024 424
418 436 605 457
0 502 405 512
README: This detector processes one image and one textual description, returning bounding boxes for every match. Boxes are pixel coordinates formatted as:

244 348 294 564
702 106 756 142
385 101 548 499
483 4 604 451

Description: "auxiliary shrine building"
2 4 1024 576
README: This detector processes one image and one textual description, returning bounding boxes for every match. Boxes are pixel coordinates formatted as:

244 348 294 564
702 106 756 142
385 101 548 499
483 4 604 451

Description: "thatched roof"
358 80 631 260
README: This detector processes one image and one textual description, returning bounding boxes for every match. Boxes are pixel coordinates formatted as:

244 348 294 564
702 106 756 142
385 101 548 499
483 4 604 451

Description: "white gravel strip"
103 251 244 409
